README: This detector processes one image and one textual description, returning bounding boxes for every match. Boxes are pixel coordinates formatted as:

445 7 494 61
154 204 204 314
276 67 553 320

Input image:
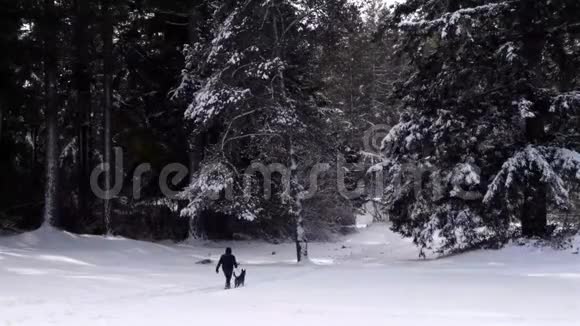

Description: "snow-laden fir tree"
173 0 357 260
377 0 580 255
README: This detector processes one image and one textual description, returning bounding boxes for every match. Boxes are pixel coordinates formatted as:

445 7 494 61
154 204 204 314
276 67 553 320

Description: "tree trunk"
290 142 307 262
188 136 205 182
42 0 59 228
518 1 548 238
0 103 3 145
271 5 306 262
295 218 308 262
101 0 113 235
522 117 548 237
75 0 92 229
31 125 39 180
521 178 547 238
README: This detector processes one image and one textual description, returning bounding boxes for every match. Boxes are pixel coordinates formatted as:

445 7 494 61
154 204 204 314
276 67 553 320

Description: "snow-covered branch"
398 1 513 39
484 146 580 209
550 91 580 113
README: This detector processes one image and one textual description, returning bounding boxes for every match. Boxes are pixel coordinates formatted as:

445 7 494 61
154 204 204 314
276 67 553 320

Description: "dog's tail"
233 271 238 278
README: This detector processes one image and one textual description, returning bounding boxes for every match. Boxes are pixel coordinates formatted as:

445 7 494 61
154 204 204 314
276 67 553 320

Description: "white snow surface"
1 224 579 326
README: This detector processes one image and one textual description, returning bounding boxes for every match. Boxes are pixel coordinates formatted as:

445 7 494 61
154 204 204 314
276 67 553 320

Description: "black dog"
233 269 246 288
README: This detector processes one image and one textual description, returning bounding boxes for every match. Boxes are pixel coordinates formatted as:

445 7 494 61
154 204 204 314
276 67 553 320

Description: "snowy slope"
1 224 579 326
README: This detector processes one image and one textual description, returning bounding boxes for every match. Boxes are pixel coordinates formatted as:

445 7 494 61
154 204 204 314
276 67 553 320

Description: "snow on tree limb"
484 146 580 210
185 74 251 127
550 91 580 113
398 1 513 38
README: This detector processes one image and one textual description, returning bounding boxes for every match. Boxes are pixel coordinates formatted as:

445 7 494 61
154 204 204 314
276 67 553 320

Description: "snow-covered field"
1 224 579 326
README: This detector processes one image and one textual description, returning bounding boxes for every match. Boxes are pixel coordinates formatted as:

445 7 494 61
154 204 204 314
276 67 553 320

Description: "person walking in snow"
216 247 238 289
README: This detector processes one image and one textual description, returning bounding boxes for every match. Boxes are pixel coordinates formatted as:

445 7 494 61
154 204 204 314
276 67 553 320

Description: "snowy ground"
1 224 579 326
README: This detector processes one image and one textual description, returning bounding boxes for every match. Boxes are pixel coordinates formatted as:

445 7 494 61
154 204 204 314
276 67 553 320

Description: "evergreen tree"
174 0 360 259
379 0 580 255
175 0 316 238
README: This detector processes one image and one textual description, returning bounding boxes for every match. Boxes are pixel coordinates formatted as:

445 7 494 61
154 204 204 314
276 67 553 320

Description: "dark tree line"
0 0 394 249
2 0 578 257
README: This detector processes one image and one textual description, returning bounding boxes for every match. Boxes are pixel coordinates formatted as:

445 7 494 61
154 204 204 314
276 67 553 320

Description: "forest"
1 0 580 258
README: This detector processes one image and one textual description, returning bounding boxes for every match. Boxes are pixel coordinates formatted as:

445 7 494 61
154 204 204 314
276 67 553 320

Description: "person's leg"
225 272 232 289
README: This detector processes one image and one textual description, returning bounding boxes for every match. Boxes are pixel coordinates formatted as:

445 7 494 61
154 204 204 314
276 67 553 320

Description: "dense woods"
1 0 579 257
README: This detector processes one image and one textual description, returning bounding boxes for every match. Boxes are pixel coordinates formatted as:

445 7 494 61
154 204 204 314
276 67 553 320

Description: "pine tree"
174 0 358 260
380 0 580 255
175 0 314 238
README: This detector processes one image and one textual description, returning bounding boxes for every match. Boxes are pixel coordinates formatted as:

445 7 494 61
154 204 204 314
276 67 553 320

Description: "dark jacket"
216 253 238 274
